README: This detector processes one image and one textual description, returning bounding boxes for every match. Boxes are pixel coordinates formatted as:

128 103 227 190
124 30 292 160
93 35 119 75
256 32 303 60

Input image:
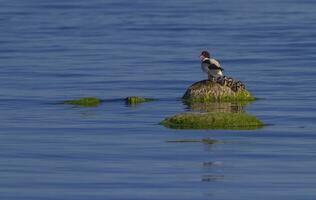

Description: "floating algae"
63 97 101 107
125 96 154 105
161 112 264 130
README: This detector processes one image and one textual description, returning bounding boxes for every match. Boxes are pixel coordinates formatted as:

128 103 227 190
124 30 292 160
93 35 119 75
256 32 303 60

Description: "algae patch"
125 96 154 105
184 90 255 103
161 112 264 130
63 97 101 107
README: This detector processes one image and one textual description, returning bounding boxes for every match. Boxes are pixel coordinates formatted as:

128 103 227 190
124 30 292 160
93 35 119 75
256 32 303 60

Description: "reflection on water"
201 174 225 182
184 101 251 113
203 161 223 168
166 138 223 144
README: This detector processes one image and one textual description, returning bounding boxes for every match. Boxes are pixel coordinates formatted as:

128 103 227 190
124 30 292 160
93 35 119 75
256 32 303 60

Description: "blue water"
1 0 316 199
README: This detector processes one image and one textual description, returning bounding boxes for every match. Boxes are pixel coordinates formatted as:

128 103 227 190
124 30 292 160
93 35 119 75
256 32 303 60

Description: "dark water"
1 0 316 199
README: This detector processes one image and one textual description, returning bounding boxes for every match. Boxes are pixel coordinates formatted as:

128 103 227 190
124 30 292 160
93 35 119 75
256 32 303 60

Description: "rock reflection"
201 174 224 182
166 138 223 145
203 161 223 168
184 101 251 113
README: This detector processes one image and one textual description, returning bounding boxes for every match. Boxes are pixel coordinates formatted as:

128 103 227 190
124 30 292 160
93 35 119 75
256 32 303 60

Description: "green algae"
183 90 256 103
63 97 101 107
166 138 223 145
161 112 264 130
125 96 154 105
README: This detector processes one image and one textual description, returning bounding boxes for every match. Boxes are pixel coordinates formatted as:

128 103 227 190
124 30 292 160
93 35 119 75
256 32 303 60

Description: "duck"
199 50 224 81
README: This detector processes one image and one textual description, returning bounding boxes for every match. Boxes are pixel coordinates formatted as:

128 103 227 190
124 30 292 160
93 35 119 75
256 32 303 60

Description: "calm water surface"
1 0 316 199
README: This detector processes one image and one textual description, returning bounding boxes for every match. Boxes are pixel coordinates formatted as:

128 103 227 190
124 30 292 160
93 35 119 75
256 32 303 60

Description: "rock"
160 112 264 130
125 96 154 105
183 80 255 102
63 97 101 107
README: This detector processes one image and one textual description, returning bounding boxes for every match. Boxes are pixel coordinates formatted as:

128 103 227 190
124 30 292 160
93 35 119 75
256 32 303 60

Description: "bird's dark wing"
208 63 224 71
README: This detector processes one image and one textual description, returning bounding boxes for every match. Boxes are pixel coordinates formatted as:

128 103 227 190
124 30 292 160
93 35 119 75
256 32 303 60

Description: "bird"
199 50 224 81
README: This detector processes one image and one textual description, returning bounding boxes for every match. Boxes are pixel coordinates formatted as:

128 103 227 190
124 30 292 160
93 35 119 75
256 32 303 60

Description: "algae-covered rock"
125 96 154 105
161 112 263 130
64 97 101 107
183 80 255 102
